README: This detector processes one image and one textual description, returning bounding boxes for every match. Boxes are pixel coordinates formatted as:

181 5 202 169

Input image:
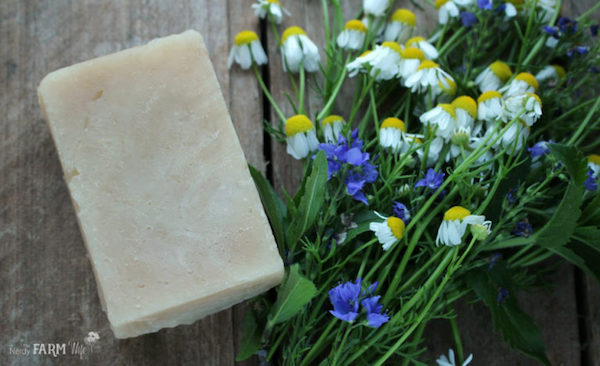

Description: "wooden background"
1 0 598 365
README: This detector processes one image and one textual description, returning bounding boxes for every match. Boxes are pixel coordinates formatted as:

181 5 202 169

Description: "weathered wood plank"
0 0 264 365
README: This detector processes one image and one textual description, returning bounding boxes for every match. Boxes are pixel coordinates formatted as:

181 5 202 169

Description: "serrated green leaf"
248 165 287 254
548 143 588 185
466 268 550 365
236 307 265 361
286 151 328 249
553 241 600 282
267 264 317 328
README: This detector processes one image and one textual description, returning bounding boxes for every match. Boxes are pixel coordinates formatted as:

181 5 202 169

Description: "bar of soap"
38 30 284 338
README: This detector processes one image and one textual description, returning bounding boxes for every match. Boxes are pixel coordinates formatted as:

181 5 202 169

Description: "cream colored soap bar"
38 30 284 338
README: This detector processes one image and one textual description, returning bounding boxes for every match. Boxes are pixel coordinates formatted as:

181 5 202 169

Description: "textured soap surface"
38 30 284 338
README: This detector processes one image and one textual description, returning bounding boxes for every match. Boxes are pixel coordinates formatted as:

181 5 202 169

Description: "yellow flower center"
344 19 367 33
506 0 523 4
285 114 314 137
417 60 440 70
439 103 456 119
234 31 259 46
515 72 539 90
588 154 600 165
435 0 451 9
406 36 426 47
382 41 403 55
359 50 372 57
451 96 478 119
444 206 471 221
524 92 542 108
406 135 423 144
281 26 307 44
266 0 280 3
391 9 417 26
552 65 566 78
400 47 425 60
478 90 503 104
381 117 406 132
322 115 344 126
387 217 405 239
439 77 457 96
489 61 513 82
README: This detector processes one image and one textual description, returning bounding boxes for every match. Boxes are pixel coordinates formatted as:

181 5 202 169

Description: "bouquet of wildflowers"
230 0 600 364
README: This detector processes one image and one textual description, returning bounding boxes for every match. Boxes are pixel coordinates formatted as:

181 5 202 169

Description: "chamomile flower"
537 0 559 22
228 31 268 70
384 9 417 43
406 36 439 59
405 60 453 93
535 64 566 84
498 120 529 152
474 61 512 92
435 0 460 25
281 26 321 73
337 20 367 50
588 154 600 177
347 51 372 77
370 212 406 251
379 117 408 153
504 93 542 126
477 91 504 122
363 0 390 17
420 103 457 140
433 77 458 102
436 348 473 366
285 114 319 159
321 115 346 143
398 47 426 80
251 0 287 24
451 96 478 131
436 206 491 246
362 41 403 80
500 72 539 97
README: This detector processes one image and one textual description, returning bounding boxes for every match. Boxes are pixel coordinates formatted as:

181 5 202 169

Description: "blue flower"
392 202 411 224
461 11 478 27
477 0 493 10
557 17 578 34
361 296 390 328
488 253 503 270
567 45 589 57
543 25 560 37
528 140 552 159
414 168 445 190
584 169 598 191
329 279 362 322
345 172 368 205
591 24 598 36
513 220 533 237
497 287 509 303
506 188 517 205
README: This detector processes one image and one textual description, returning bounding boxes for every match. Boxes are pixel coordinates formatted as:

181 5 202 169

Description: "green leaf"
552 240 600 282
236 307 266 361
248 165 287 253
486 156 530 224
286 151 328 249
267 264 317 328
466 268 550 365
548 143 587 185
341 211 380 245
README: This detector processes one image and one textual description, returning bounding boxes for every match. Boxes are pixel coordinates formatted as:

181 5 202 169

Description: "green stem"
317 56 350 121
253 65 286 123
298 62 306 114
449 316 464 364
576 0 600 21
567 96 600 146
300 319 336 366
332 325 352 365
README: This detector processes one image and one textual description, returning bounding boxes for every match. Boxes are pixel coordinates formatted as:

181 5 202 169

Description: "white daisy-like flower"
451 96 478 132
384 9 417 43
321 115 346 143
379 117 408 153
405 60 453 93
359 41 403 80
477 91 504 122
398 47 426 80
474 61 513 92
251 0 287 24
588 154 600 177
535 64 566 84
437 348 474 366
503 2 518 17
363 0 390 17
337 20 367 50
369 212 406 251
500 72 539 97
435 0 460 25
406 36 439 59
469 135 494 166
228 31 268 70
504 92 542 126
280 26 321 73
448 126 473 160
420 103 457 140
537 0 559 22
502 121 529 152
285 114 319 159
422 136 445 166
436 206 491 246
433 77 458 102
347 50 372 77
